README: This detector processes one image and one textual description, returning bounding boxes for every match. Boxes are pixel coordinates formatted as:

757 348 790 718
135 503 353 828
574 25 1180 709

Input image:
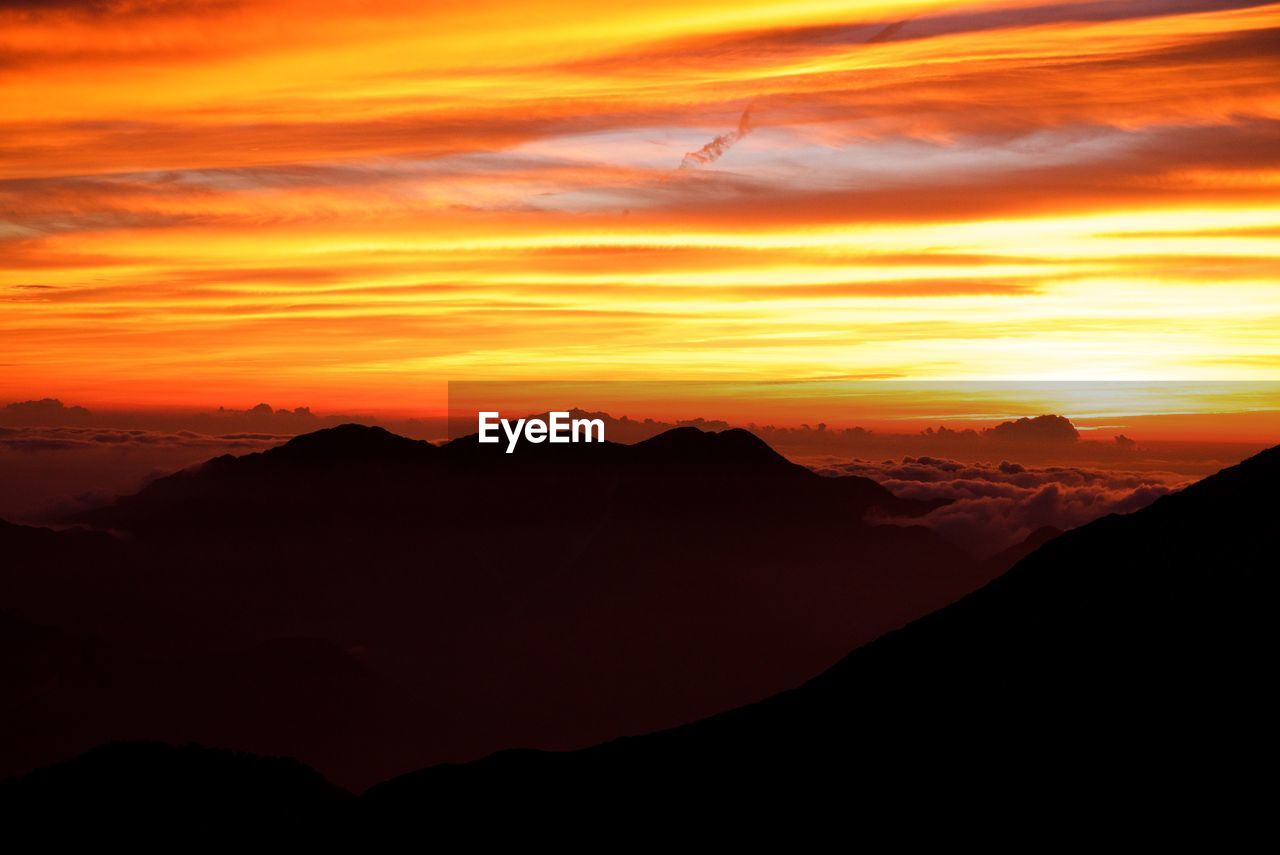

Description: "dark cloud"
680 105 754 169
2 398 91 426
983 414 1079 443
0 1 244 19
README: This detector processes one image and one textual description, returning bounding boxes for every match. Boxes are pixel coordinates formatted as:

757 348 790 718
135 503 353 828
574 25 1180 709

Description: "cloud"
2 398 91 425
866 20 909 44
834 454 1189 555
0 424 291 523
983 414 1079 443
2 1 1277 399
680 106 754 169
0 425 287 453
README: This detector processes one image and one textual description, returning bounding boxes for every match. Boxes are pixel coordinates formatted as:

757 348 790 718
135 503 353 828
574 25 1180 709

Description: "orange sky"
3 0 1279 420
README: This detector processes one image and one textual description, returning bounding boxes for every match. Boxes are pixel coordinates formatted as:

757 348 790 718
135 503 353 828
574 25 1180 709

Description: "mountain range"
6 435 1270 812
2 424 994 790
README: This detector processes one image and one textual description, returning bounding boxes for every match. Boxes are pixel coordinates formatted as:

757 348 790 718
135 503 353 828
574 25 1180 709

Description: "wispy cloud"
1 0 1278 406
680 105 754 169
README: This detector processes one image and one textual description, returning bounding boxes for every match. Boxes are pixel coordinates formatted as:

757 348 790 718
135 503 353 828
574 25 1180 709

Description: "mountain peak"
629 426 804 475
269 423 435 461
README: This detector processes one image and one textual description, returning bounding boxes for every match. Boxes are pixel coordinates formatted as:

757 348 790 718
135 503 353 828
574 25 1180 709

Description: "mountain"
1 425 981 790
72 423 941 531
978 523 1061 575
365 443 1277 805
10 442 1272 810
0 606 439 790
1 742 349 804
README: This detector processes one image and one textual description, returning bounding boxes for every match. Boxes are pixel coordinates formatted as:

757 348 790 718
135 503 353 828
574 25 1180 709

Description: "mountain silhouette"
0 605 438 789
2 425 980 789
978 523 1061 575
2 742 349 804
5 424 1111 793
364 443 1276 806
9 441 1271 809
73 423 940 532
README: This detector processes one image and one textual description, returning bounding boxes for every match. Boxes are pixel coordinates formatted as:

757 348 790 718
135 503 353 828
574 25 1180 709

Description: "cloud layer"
1 1 1278 407
829 454 1190 554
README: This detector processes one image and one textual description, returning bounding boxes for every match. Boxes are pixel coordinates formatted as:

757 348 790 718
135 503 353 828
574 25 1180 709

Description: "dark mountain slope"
0 607 438 791
2 742 349 804
978 523 1061 576
367 443 1278 805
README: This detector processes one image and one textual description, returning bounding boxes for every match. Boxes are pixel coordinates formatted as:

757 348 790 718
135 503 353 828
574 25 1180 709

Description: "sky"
2 0 1279 417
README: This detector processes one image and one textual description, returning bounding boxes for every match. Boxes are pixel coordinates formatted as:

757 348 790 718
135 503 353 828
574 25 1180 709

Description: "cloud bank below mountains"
827 455 1188 554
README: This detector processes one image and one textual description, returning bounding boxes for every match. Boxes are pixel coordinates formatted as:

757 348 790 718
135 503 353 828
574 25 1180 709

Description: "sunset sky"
3 0 1279 417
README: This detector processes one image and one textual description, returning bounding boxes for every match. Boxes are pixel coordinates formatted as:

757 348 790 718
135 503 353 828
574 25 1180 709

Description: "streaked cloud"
1 0 1278 409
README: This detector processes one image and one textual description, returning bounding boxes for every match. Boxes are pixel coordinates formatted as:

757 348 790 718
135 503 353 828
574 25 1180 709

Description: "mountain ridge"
69 423 944 532
3 424 976 789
